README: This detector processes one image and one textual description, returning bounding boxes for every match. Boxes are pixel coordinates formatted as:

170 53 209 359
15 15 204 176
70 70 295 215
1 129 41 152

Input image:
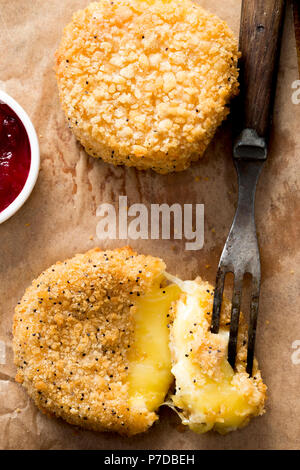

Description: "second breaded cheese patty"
13 247 178 436
55 0 239 173
13 249 267 435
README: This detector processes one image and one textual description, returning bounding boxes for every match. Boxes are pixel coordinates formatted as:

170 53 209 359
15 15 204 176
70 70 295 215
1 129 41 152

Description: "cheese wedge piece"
168 277 267 434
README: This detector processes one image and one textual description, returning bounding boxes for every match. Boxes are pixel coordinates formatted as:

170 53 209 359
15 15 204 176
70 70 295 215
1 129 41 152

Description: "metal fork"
211 0 286 375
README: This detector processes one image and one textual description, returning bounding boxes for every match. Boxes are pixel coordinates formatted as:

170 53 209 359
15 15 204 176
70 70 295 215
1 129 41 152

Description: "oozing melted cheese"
127 276 265 433
170 280 265 434
128 283 181 412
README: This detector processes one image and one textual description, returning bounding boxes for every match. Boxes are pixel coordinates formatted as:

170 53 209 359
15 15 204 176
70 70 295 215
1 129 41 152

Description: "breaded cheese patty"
13 247 178 436
55 0 239 173
13 250 266 435
167 276 267 434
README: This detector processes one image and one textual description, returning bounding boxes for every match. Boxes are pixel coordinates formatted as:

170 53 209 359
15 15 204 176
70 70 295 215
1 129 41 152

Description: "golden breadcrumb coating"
55 0 240 174
13 252 266 436
13 247 166 436
169 278 267 433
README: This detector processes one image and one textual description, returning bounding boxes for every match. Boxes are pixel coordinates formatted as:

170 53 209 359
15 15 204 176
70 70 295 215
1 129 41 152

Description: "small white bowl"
0 90 40 224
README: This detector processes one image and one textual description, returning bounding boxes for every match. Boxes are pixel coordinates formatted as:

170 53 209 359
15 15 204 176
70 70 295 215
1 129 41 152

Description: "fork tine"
228 275 243 370
211 266 226 334
246 282 260 376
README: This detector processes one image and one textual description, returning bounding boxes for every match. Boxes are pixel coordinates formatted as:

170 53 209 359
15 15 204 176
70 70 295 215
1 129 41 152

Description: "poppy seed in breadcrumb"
13 247 166 436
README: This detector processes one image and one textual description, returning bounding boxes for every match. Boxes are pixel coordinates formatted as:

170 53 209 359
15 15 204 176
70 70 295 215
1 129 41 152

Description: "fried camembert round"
167 275 267 434
13 248 266 436
13 247 179 436
55 0 239 173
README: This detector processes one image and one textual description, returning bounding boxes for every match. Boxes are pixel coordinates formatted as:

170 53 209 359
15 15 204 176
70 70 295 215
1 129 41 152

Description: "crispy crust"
55 0 239 173
169 278 267 431
13 247 165 436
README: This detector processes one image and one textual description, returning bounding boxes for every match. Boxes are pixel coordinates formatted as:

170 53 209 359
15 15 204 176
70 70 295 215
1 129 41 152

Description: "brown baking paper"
0 0 299 450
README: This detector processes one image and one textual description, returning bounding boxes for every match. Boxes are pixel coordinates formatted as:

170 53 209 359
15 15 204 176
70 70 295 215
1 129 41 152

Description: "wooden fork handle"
236 0 286 139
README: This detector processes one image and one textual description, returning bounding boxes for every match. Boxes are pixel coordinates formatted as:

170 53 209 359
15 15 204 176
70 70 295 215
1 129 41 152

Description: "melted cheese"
127 276 265 433
128 283 181 412
170 280 265 434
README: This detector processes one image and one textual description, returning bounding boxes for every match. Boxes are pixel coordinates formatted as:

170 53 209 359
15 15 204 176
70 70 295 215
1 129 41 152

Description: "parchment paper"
0 0 299 450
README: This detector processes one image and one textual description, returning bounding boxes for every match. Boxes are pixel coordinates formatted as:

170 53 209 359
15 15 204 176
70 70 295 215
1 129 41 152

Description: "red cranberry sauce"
0 102 31 213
